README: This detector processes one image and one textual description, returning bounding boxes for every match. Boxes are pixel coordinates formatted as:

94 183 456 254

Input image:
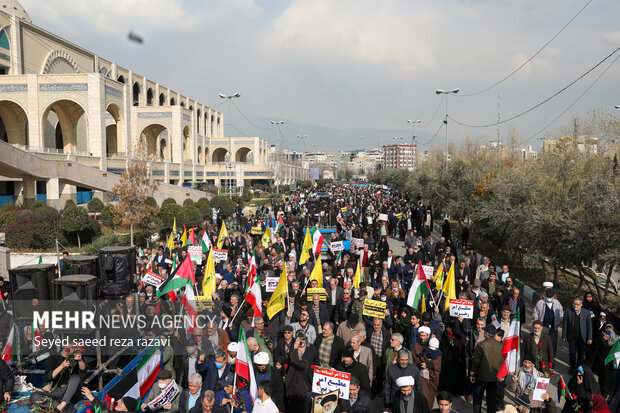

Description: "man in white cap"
392 375 430 413
253 352 284 411
532 288 563 356
227 342 238 368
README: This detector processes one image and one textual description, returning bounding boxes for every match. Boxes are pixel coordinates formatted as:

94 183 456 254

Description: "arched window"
117 75 125 83
146 88 154 105
170 97 176 106
132 82 140 106
159 93 165 106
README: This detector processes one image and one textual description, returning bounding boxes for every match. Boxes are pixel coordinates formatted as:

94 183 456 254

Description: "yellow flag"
309 255 323 288
299 227 312 265
421 294 427 313
433 261 445 290
442 261 457 310
262 227 271 248
180 226 188 247
217 222 228 249
352 257 362 289
202 248 216 299
166 218 176 252
267 262 288 319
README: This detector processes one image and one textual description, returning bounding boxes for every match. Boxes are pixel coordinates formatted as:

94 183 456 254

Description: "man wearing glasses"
563 298 592 374
291 310 317 345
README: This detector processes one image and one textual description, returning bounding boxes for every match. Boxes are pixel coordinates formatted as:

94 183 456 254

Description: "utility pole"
573 118 579 149
496 92 501 170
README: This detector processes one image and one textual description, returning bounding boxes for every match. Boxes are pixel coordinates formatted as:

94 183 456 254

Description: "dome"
0 0 31 23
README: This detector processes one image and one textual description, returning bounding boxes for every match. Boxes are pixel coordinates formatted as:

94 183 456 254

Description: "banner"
362 298 386 318
306 287 327 301
187 245 203 264
148 380 180 409
351 237 364 248
212 249 228 262
142 271 163 288
449 299 474 319
323 170 334 180
330 241 344 252
312 390 339 413
312 367 351 400
310 168 320 180
266 276 280 293
251 226 263 235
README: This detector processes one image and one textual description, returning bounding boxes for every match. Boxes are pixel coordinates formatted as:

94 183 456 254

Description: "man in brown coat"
521 320 554 373
470 325 504 413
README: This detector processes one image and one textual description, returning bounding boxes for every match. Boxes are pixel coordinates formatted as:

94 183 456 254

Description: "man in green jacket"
470 325 504 413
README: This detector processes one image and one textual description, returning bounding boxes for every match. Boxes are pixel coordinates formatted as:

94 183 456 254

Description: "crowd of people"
0 182 618 413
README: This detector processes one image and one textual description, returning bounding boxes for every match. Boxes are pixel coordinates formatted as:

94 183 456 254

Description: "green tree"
87 197 104 213
209 196 236 217
59 204 90 248
183 205 202 228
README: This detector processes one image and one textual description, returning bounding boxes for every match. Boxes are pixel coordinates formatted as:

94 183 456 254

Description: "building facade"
382 144 416 171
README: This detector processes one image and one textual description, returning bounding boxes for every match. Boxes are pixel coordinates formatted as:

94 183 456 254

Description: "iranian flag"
201 223 212 253
1 325 14 362
498 308 521 379
156 255 195 299
236 327 258 400
181 285 198 334
311 227 324 255
245 253 262 318
104 346 161 410
407 260 430 309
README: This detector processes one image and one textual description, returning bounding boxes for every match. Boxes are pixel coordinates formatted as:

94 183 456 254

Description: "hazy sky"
21 0 620 152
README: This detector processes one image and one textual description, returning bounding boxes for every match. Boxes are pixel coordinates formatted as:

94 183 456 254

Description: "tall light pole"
407 120 421 171
270 120 284 192
435 88 459 168
218 92 241 198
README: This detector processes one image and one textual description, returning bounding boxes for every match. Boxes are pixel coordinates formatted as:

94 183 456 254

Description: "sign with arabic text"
330 241 344 252
449 299 474 319
147 380 180 409
187 245 203 264
266 276 279 293
212 249 228 262
142 271 163 288
363 298 386 319
312 367 351 400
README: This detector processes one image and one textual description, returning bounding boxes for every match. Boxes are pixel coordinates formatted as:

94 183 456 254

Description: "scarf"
400 392 415 413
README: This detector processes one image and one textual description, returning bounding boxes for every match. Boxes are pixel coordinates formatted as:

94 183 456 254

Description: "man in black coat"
563 297 593 373
253 352 285 411
339 376 371 413
178 373 204 413
335 347 371 393
391 375 430 413
315 322 345 368
501 286 527 325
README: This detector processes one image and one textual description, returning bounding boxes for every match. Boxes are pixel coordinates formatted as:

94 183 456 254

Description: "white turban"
395 375 415 387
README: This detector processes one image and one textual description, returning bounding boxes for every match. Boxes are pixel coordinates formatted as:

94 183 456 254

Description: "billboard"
323 170 334 180
310 167 320 180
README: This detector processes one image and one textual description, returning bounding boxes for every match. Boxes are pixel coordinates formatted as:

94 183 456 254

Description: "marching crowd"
0 182 618 413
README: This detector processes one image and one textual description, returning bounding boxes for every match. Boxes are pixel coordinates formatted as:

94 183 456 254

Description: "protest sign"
363 298 386 318
378 213 388 221
330 241 344 252
142 271 163 288
266 276 279 293
251 226 263 235
312 390 339 413
307 288 327 301
532 378 551 401
187 245 203 264
449 299 475 319
148 380 180 409
212 249 228 262
312 367 351 400
422 265 434 279
351 237 364 248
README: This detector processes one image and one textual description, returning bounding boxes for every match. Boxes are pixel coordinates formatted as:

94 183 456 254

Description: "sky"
20 0 620 152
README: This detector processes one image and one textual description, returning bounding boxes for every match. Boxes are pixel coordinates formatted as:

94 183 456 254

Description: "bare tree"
111 141 157 245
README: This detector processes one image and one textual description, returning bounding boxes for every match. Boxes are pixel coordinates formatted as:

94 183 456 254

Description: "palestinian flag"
311 227 325 255
1 325 14 362
187 227 196 246
605 336 620 368
275 215 285 233
244 253 262 318
498 308 521 379
236 327 258 400
201 223 212 253
556 375 573 402
407 260 430 309
104 346 161 410
157 254 195 299
181 285 198 334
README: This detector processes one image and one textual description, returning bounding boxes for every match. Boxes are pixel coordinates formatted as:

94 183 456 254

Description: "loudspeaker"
9 263 56 321
98 246 136 297
51 274 98 332
63 255 99 278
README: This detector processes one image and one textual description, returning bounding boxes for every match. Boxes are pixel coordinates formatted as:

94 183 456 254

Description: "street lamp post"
270 120 284 192
435 88 459 168
407 120 421 171
218 92 241 198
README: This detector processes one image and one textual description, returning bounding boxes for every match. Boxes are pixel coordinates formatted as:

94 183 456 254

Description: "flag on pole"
498 308 521 379
433 259 445 289
244 253 262 318
299 228 312 265
181 285 198 334
309 255 324 288
442 261 457 311
605 337 620 368
1 325 14 362
267 263 288 319
187 227 196 246
352 257 362 289
336 251 342 267
555 375 573 402
200 223 212 253
166 218 177 252
38 255 43 264
407 260 431 309
261 227 271 248
276 215 284 233
157 255 195 299
236 327 258 400
180 225 188 247
138 247 144 257
202 248 216 299
217 222 228 249
311 227 325 255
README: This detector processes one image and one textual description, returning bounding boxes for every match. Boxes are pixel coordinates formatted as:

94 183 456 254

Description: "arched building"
0 0 307 207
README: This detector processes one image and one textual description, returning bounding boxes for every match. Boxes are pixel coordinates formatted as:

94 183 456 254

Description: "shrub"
59 205 91 248
195 198 211 219
183 199 194 206
100 205 115 228
83 234 122 255
87 197 105 213
5 207 62 250
145 196 158 210
182 205 202 228
157 202 182 233
0 209 16 232
161 198 177 207
209 196 236 218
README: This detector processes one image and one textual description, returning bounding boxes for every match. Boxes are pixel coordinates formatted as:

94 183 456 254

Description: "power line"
458 0 594 97
417 121 445 146
231 101 276 131
522 51 620 146
422 95 444 126
449 45 620 128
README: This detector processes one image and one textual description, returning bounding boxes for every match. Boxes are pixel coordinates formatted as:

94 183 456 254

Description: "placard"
187 245 203 264
251 226 263 235
449 299 474 319
532 378 550 401
363 298 386 319
266 276 280 293
422 265 434 279
378 213 388 221
330 241 344 252
212 249 228 262
351 237 364 248
307 287 327 301
311 367 351 400
142 271 163 288
148 380 180 409
312 390 339 413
